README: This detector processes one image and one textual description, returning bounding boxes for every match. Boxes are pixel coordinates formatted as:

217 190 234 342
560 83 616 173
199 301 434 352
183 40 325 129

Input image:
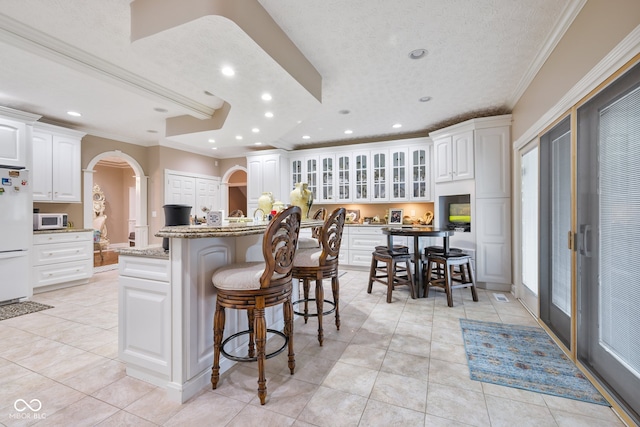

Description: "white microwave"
33 213 68 230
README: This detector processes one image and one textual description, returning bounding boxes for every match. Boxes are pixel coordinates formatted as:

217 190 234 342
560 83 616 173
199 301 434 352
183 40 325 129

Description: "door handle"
579 224 592 257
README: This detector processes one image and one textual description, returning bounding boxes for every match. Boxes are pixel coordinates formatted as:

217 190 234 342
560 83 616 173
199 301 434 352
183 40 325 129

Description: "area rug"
0 301 54 321
460 318 609 406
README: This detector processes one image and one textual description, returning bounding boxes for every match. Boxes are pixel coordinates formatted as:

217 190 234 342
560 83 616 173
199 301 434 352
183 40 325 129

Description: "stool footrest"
221 329 288 362
292 298 336 317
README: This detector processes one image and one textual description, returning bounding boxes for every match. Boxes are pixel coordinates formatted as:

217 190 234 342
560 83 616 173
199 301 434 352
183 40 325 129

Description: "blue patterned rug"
460 319 609 406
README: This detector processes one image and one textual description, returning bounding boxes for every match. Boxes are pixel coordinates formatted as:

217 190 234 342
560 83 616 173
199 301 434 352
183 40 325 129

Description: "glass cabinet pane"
392 151 406 199
337 155 350 200
372 152 386 199
291 159 302 190
355 154 368 200
306 158 317 199
321 156 333 201
411 149 427 199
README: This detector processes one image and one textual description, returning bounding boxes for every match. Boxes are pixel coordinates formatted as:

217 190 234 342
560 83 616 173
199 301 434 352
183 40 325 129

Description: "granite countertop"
117 246 169 259
156 219 324 238
33 228 94 234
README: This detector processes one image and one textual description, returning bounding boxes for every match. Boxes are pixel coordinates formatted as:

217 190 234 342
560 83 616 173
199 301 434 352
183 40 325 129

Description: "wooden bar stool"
210 206 301 405
424 252 478 307
368 247 416 303
292 207 346 346
423 245 463 282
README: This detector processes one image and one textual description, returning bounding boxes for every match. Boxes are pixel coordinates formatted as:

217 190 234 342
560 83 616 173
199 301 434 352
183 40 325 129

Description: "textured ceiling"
0 0 576 158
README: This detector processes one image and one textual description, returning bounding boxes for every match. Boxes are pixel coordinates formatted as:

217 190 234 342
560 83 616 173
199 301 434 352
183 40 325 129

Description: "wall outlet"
410 209 416 217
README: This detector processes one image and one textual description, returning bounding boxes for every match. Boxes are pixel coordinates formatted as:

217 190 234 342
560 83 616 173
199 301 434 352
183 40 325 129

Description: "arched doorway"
221 166 247 217
84 151 148 248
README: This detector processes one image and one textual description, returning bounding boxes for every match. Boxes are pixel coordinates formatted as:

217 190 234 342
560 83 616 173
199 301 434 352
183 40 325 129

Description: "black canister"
162 204 192 251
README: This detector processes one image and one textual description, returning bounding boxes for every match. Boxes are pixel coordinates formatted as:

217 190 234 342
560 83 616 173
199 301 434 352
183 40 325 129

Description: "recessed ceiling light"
392 123 402 129
255 142 262 145
153 107 168 113
221 66 235 76
338 109 350 115
211 147 218 150
252 128 260 133
235 135 243 140
302 135 310 140
67 111 82 117
261 93 272 101
265 112 274 118
419 96 432 103
344 129 353 135
147 130 158 133
208 139 215 143
409 49 428 59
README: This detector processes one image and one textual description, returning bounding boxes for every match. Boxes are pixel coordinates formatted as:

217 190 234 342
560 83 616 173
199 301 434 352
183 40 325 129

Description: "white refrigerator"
0 167 30 303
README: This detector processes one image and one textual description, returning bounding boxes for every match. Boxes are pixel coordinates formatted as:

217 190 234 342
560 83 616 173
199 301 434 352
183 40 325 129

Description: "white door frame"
84 151 148 248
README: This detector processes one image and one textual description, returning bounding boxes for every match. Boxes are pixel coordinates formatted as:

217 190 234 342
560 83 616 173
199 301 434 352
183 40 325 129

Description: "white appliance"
0 167 30 303
33 213 68 230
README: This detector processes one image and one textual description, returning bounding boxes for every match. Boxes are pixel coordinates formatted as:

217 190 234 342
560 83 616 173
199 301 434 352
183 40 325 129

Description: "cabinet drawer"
348 233 386 251
32 240 92 265
349 250 375 267
119 255 170 283
34 231 91 245
33 259 92 287
348 226 384 236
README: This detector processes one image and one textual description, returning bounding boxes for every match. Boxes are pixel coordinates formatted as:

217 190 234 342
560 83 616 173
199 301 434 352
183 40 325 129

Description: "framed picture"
388 208 403 224
346 209 360 223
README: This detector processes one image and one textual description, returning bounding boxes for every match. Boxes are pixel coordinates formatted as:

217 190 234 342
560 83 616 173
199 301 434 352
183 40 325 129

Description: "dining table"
381 226 455 297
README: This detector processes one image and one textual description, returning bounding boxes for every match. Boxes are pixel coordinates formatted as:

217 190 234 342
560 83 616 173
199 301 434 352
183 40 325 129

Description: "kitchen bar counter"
33 228 93 234
118 218 322 404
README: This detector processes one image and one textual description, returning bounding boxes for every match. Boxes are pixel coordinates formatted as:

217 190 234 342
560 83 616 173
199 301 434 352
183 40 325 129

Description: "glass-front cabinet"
305 156 318 200
390 148 408 201
371 150 388 201
319 154 335 203
336 154 351 202
410 147 430 200
291 158 303 190
353 151 369 201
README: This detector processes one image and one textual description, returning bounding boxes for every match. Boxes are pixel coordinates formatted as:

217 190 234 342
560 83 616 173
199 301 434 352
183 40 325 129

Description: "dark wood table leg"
414 235 423 297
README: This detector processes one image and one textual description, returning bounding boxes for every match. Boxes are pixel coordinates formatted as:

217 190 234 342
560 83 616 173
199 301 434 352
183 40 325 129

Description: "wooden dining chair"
297 207 327 249
292 207 346 345
210 206 301 404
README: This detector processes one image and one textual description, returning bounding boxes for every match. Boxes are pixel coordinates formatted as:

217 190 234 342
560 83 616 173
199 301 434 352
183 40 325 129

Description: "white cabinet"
409 146 431 201
32 231 93 291
389 148 409 201
0 116 27 168
475 198 511 283
119 255 171 378
347 226 387 267
433 130 474 183
305 156 319 201
318 154 335 203
32 124 85 202
475 126 511 198
371 149 388 201
353 151 370 202
336 153 351 202
246 150 289 213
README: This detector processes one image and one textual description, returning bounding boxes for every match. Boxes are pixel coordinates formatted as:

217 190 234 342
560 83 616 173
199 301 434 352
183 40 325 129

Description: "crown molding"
0 14 214 120
514 24 640 150
508 0 587 109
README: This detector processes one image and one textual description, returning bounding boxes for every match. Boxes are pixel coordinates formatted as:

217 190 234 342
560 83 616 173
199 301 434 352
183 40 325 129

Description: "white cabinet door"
475 126 510 198
434 137 452 183
475 198 511 284
52 136 81 202
409 147 430 200
371 150 388 201
304 156 318 201
318 154 335 203
353 151 369 202
452 130 474 181
246 156 263 206
32 132 53 201
0 117 26 168
336 153 351 202
290 157 303 192
390 148 409 201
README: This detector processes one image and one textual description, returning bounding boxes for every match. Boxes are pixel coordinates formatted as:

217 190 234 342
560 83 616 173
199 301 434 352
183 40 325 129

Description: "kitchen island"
118 220 322 403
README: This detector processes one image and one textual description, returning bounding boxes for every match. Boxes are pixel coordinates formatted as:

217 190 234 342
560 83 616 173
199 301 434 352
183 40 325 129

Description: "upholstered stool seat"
424 252 478 307
292 208 346 346
296 208 327 250
368 248 416 303
211 206 301 405
423 245 464 282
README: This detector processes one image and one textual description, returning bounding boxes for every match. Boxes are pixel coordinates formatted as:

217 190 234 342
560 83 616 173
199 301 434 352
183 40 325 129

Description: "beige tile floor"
0 268 628 426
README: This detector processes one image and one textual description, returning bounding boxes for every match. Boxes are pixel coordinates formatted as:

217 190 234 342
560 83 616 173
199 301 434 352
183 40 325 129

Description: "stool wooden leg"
467 260 479 302
405 260 416 299
283 297 295 374
424 259 434 298
302 279 310 323
247 309 255 358
331 275 340 330
211 301 225 389
315 279 324 346
254 305 267 404
444 263 454 307
367 255 376 294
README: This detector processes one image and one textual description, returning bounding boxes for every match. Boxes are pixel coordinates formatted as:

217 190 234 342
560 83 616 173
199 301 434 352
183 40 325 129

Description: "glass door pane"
519 145 539 315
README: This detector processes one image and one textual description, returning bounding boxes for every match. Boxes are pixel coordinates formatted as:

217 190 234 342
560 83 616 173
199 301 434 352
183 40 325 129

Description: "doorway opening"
222 166 247 217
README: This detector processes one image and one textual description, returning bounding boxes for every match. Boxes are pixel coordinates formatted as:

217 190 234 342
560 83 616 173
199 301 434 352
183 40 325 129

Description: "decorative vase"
258 192 274 214
290 182 313 218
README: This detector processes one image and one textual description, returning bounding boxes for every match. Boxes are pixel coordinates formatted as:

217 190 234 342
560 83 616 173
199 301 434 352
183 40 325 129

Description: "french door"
518 145 539 315
576 63 640 420
539 117 572 349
